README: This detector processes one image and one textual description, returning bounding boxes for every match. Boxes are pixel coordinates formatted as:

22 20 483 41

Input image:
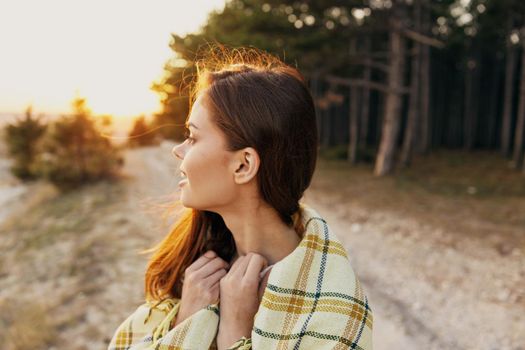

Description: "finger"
210 282 220 295
258 266 272 301
210 283 220 304
228 255 246 275
211 279 220 290
259 264 273 279
195 257 229 280
186 250 217 272
203 267 228 286
230 253 251 280
244 254 267 283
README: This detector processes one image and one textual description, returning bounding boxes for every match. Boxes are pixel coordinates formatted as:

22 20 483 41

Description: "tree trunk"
321 107 330 148
416 0 431 154
310 73 323 145
347 36 359 159
464 54 476 150
513 35 525 169
348 85 359 163
501 25 517 156
487 56 501 148
360 37 372 149
400 45 421 167
374 11 406 176
401 0 422 167
328 107 336 147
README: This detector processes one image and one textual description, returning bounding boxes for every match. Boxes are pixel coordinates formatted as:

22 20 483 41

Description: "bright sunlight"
0 0 226 118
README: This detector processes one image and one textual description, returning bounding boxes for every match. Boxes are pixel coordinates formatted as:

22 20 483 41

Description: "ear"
233 147 260 185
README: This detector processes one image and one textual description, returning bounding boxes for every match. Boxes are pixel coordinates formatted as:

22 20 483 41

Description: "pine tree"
3 105 47 180
128 116 157 147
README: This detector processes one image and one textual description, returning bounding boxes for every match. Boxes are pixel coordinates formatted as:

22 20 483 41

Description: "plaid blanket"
107 203 373 349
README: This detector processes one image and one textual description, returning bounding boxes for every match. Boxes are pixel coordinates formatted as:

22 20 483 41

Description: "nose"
172 143 184 160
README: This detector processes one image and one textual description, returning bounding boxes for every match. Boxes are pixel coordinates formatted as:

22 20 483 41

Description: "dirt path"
0 142 523 350
304 172 524 350
0 143 180 349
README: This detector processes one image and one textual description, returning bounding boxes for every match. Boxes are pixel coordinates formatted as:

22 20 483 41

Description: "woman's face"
172 94 239 211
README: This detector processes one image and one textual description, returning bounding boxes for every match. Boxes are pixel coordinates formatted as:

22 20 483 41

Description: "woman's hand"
217 252 268 350
174 250 229 327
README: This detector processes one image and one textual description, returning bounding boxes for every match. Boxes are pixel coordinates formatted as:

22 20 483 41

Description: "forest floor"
307 151 525 350
0 141 523 350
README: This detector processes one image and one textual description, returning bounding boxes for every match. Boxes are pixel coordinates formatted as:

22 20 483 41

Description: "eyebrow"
185 122 199 130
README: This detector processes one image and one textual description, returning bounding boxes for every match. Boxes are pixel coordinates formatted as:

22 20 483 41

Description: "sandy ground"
304 191 524 350
0 141 523 350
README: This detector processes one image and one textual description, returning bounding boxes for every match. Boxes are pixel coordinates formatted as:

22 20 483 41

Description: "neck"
218 202 302 266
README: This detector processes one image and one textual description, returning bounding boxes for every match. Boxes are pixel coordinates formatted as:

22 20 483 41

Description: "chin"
180 195 192 209
180 194 200 210
180 197 216 213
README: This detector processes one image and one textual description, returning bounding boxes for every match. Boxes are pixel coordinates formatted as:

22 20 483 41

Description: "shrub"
127 115 157 147
32 98 124 190
3 106 47 180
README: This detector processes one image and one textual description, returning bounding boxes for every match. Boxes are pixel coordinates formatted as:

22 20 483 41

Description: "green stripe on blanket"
107 203 373 350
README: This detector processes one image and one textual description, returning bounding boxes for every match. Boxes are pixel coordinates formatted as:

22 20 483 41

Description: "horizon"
0 112 152 139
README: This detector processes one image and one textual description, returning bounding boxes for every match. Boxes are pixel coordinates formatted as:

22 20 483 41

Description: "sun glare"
0 0 226 119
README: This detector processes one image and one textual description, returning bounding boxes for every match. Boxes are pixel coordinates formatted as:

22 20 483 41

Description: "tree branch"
402 28 446 49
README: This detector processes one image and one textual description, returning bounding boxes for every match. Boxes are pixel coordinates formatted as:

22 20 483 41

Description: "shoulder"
141 298 180 325
108 298 180 349
300 205 368 301
255 205 373 349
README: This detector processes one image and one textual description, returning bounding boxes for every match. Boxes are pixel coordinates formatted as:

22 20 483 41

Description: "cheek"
183 167 236 209
185 151 235 197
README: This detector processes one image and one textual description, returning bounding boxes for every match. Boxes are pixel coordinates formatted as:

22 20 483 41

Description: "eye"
183 129 195 144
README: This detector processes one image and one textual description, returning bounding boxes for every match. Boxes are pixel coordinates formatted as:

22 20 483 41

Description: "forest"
150 0 525 176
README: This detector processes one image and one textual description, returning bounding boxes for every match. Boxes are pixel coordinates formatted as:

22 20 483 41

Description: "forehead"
186 94 229 147
186 94 210 130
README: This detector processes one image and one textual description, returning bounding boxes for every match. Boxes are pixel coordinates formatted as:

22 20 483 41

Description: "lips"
179 169 188 186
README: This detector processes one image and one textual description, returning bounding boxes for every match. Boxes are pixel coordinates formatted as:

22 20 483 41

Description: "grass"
396 149 525 198
0 298 57 350
313 148 525 244
1 180 126 252
0 179 128 348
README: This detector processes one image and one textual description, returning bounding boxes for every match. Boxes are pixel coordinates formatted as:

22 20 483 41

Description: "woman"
108 47 373 350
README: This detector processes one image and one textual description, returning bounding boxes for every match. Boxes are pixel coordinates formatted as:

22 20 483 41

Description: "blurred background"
0 0 524 349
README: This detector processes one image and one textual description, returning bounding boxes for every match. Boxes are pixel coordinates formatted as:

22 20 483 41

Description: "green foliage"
152 0 366 141
3 106 47 180
150 0 525 157
127 116 158 147
150 60 191 142
32 98 124 191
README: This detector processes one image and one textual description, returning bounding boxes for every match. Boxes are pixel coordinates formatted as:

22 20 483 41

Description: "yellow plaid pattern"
107 203 373 349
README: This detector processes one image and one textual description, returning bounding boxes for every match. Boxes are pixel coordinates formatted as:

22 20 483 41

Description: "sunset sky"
0 0 226 118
